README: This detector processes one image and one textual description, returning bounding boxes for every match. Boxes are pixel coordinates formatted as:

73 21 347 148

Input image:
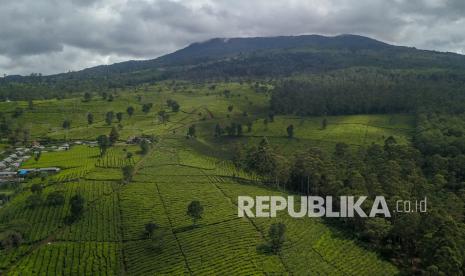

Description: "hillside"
0 83 405 274
3 34 465 100
55 34 465 75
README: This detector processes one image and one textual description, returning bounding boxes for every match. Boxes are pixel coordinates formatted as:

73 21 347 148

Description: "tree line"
270 68 465 116
232 136 465 274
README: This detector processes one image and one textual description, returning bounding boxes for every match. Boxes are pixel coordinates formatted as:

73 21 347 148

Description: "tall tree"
171 102 180 112
321 118 327 130
105 111 114 125
83 92 92 102
109 126 119 145
188 125 196 138
122 165 134 183
62 119 71 129
68 195 85 223
127 106 135 117
145 222 158 238
97 135 110 156
116 112 123 123
268 223 286 253
87 112 94 125
286 124 294 138
187 201 204 226
158 110 169 124
142 103 153 114
167 99 180 112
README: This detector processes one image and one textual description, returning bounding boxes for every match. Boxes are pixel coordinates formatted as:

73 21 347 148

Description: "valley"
0 82 407 274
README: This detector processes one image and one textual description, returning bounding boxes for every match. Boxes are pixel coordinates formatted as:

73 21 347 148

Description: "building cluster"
0 147 32 174
0 143 68 182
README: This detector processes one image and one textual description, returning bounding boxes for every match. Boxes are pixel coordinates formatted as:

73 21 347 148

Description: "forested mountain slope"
3 34 465 100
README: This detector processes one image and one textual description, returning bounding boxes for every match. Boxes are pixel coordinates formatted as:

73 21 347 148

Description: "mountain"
58 34 465 79
70 34 394 75
3 34 465 100
154 34 392 65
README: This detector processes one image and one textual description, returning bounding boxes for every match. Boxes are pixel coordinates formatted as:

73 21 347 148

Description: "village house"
0 171 17 178
4 157 13 163
37 167 61 173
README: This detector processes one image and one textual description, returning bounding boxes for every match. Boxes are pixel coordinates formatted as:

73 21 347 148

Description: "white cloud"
0 0 464 75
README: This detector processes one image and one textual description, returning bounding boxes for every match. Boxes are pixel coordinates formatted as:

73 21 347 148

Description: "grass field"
0 82 409 274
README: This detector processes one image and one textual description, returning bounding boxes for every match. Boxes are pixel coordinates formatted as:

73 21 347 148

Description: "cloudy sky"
1 0 465 75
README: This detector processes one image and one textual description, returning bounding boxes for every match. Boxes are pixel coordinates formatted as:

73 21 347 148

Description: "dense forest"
232 115 465 274
270 68 465 116
0 70 164 101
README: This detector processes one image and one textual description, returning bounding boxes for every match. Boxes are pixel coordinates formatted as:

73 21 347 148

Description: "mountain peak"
157 34 392 66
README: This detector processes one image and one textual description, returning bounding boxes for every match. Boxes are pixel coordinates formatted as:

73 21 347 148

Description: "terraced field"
0 83 409 274
9 241 121 275
117 140 398 275
250 114 413 145
216 181 398 275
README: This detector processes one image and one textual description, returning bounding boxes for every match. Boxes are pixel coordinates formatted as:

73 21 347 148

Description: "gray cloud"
0 0 464 75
